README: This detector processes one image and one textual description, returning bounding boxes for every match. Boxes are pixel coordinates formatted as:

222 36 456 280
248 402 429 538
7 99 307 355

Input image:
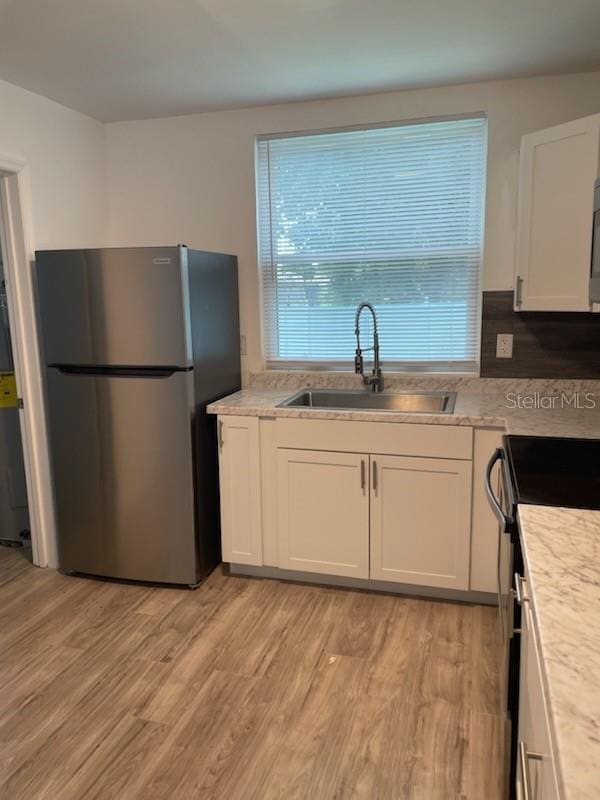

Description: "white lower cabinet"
370 455 472 589
276 446 472 587
217 415 486 593
516 594 559 800
218 416 263 566
277 448 369 578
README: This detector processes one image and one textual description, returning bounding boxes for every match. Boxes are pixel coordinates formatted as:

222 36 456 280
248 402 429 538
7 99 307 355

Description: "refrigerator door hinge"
17 397 24 409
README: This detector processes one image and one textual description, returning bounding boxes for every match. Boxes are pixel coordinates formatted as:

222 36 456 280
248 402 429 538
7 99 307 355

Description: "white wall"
0 79 108 566
0 79 107 248
106 70 600 377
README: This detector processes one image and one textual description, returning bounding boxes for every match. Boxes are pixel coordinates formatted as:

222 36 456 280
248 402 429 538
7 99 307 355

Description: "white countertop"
518 505 600 800
207 386 600 438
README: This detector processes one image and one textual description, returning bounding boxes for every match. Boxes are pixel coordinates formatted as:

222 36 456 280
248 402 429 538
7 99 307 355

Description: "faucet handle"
354 352 363 374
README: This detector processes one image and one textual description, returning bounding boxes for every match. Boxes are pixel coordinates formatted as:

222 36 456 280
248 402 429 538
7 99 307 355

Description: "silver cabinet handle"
218 419 224 449
372 460 378 495
514 572 528 605
516 275 524 307
360 459 366 492
519 741 543 800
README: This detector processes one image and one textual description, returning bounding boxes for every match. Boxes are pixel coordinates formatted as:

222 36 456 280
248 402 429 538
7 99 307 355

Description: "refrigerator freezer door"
46 367 198 584
36 247 192 367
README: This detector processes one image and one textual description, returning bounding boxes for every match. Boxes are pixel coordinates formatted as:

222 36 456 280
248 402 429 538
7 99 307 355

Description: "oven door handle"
485 448 510 529
485 447 510 644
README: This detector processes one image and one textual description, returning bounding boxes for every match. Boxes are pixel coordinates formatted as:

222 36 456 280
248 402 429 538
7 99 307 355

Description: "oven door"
485 447 521 799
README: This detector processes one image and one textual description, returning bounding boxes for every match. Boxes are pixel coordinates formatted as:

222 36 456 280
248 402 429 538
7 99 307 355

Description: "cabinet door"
218 416 262 566
471 429 504 593
277 449 369 578
515 114 600 311
516 599 559 800
370 455 472 589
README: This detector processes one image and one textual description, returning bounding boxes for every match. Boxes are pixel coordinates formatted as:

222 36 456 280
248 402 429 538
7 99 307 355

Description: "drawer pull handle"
519 741 543 800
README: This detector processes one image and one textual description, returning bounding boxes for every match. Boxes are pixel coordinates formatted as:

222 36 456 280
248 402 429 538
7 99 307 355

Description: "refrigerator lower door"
46 368 198 584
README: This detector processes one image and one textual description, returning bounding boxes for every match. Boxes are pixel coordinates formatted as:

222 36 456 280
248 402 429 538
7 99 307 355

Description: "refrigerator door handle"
50 365 190 379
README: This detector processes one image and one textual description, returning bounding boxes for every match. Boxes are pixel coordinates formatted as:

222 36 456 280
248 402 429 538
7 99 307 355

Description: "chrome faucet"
354 301 383 393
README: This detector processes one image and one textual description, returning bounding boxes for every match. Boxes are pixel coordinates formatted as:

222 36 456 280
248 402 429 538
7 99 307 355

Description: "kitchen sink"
277 389 456 414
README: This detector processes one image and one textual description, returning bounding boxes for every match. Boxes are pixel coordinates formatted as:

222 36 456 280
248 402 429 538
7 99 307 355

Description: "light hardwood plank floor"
0 548 506 800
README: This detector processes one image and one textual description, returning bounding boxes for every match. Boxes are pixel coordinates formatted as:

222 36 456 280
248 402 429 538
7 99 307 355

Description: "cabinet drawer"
517 595 560 799
276 418 472 460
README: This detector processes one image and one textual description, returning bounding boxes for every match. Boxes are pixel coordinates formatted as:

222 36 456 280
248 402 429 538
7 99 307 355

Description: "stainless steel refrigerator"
35 246 240 586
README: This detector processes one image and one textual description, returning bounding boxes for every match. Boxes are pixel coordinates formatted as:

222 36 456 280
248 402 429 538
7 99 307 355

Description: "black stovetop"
504 435 600 510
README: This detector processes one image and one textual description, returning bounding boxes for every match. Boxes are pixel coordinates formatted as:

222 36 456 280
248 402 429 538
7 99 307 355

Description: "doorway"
0 157 57 569
0 247 30 551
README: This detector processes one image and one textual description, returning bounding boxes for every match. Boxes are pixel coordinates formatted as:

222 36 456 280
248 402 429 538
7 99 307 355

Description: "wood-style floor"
0 546 506 799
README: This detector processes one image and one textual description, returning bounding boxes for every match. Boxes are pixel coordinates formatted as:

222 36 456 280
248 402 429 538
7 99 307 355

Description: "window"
256 116 487 372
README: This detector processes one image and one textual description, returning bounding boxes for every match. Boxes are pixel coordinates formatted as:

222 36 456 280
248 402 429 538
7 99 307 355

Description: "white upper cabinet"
514 113 600 311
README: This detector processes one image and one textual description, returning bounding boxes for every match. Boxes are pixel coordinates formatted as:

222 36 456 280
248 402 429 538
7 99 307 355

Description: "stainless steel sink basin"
278 389 456 414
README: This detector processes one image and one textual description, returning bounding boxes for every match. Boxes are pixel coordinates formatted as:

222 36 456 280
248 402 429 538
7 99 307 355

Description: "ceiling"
1 0 600 122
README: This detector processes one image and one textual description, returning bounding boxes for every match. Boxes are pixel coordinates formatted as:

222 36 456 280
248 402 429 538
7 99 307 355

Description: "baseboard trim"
228 563 497 605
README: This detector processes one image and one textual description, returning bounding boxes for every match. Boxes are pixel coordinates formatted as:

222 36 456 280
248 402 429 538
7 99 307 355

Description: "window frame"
255 113 487 374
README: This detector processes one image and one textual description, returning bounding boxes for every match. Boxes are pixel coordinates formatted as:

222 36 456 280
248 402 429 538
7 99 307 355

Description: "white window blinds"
256 116 487 372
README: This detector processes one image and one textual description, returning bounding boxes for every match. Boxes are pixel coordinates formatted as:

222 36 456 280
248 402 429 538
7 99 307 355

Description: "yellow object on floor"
0 372 17 408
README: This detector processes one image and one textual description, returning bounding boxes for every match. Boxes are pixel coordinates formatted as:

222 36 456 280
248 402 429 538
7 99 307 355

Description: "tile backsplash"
480 291 600 379
249 370 600 396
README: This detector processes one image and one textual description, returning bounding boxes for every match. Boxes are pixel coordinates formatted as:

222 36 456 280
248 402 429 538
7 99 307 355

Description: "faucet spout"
354 301 383 392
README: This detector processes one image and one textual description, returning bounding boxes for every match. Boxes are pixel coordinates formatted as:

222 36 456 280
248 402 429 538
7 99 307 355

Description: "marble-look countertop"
207 385 600 438
517 505 600 800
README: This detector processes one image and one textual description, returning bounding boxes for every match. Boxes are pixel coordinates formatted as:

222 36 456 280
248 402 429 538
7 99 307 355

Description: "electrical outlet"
240 334 247 356
496 333 513 359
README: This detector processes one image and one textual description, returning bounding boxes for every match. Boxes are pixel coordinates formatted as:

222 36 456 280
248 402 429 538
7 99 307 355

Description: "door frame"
0 154 57 567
